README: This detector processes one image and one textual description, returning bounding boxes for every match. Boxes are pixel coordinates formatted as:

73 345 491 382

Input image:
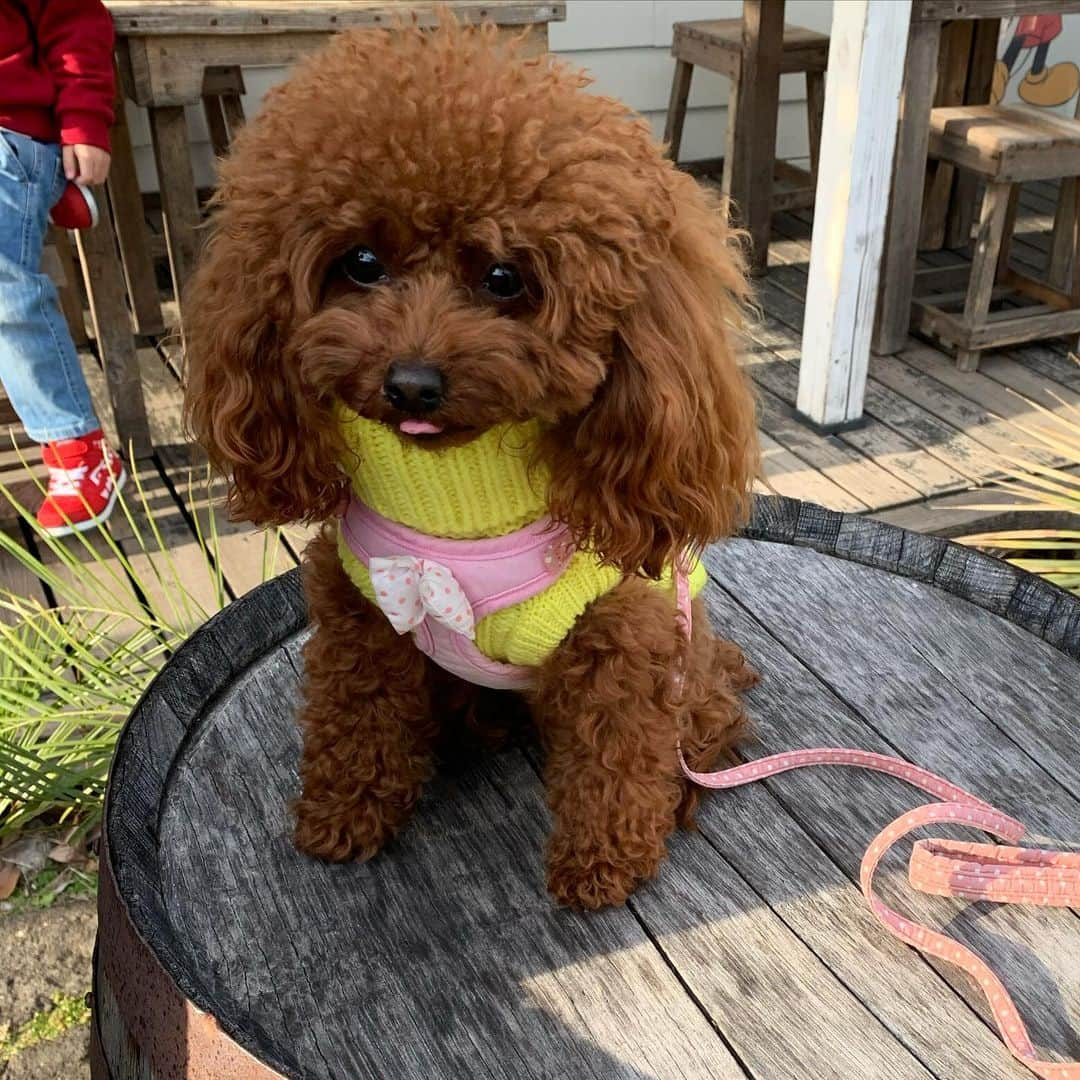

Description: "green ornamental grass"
0 460 287 843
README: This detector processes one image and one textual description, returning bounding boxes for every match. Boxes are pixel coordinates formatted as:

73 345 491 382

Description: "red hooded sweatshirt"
0 0 115 152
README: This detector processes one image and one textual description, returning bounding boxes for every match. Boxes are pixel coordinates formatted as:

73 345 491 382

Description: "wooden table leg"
75 198 153 459
148 105 201 332
728 0 784 277
109 94 165 337
873 17 941 355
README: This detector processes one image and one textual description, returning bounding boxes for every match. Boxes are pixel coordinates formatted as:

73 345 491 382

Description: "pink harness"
341 496 695 689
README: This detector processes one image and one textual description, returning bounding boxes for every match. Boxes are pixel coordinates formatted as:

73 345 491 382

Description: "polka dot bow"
369 556 476 639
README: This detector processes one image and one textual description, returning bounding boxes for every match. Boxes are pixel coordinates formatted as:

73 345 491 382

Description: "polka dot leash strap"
679 748 1080 1079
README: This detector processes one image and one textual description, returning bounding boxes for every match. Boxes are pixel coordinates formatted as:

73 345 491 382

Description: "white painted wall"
125 0 836 192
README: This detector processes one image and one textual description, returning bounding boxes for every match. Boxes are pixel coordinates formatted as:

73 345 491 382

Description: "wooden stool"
664 19 828 219
912 105 1080 372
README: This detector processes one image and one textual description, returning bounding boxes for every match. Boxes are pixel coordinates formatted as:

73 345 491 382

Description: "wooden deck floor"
0 180 1076 611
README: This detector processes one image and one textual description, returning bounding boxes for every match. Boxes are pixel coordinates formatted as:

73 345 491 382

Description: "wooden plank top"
914 0 1080 21
674 19 830 50
104 0 564 35
932 105 1080 152
105 497 1080 1078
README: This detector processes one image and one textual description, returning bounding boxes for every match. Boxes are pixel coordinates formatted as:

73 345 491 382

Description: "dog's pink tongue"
399 419 444 435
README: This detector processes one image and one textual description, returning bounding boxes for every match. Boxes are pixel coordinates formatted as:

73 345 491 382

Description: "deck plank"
899 341 1080 419
140 345 300 600
753 381 919 509
757 281 1006 485
754 253 1068 475
867 354 1061 471
744 315 975 496
757 433 867 512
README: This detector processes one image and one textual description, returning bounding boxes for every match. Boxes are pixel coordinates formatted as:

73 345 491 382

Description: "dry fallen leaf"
48 843 81 864
0 861 19 901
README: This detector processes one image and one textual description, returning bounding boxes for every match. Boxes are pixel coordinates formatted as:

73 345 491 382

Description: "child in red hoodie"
1 0 125 535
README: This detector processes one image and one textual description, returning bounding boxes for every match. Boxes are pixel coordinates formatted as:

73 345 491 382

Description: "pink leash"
674 576 1079 1078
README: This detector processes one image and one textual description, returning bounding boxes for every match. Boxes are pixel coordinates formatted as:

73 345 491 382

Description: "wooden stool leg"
46 227 89 347
663 60 693 161
721 64 744 215
74 195 152 458
148 106 201 335
108 87 164 337
221 93 246 143
806 70 825 186
958 180 1012 372
1067 175 1080 354
994 184 1020 282
1049 176 1076 292
203 94 231 159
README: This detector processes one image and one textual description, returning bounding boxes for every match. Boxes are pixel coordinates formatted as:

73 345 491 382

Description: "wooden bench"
664 17 828 258
91 497 1080 1078
913 104 1080 371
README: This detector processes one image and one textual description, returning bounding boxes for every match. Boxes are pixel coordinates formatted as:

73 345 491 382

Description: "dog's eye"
340 246 389 288
481 263 524 301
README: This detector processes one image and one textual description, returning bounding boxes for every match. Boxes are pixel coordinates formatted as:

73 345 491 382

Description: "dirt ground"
0 899 95 1080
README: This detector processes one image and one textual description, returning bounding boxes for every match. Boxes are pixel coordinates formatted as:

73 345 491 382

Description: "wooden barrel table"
91 497 1080 1079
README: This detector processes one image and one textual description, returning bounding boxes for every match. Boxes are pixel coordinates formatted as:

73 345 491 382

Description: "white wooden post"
797 0 912 432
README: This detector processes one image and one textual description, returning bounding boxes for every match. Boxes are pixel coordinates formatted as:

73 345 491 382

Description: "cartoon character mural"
993 14 1079 109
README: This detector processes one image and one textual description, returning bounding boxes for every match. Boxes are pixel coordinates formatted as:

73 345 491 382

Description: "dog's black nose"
383 361 445 413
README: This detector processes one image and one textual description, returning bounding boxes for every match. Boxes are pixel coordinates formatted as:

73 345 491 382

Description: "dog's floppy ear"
183 207 344 527
544 177 758 578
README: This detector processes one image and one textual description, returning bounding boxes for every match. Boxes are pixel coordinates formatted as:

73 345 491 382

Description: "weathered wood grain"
753 380 919 509
874 16 941 356
869 353 1063 471
703 540 1080 1056
74 201 153 458
757 432 866 512
725 0 785 276
744 312 973 497
756 280 1009 485
797 0 911 427
158 644 746 1079
901 341 1080 415
102 497 1080 1078
106 1 564 35
914 0 1080 22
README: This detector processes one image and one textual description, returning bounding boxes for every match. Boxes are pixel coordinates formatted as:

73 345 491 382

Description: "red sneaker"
36 430 126 537
49 182 99 231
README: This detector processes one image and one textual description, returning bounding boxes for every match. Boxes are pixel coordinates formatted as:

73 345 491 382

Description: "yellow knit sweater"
336 408 707 666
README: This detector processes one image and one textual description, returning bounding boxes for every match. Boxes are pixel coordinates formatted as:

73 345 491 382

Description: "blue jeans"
0 128 98 443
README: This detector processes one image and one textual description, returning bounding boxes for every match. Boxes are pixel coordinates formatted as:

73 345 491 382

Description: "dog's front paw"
293 789 404 863
546 849 656 910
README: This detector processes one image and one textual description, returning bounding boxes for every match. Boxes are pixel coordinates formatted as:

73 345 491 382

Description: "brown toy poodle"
184 18 759 911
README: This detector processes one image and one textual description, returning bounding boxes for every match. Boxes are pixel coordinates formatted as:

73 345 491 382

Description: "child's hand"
62 144 111 185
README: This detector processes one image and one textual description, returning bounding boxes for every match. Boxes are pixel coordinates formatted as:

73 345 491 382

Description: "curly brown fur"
183 18 760 907
534 585 755 909
294 528 441 860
